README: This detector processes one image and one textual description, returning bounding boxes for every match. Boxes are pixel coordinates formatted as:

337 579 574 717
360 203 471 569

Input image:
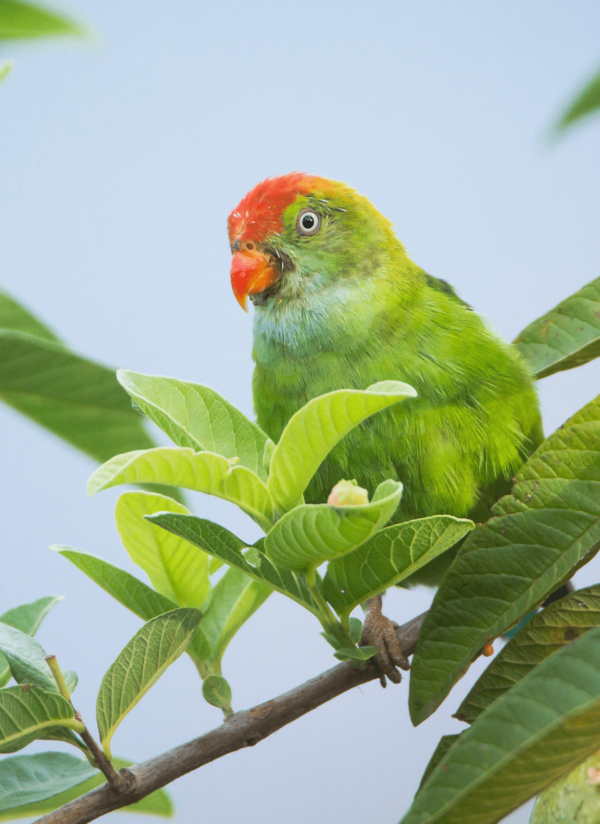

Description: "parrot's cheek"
230 251 279 311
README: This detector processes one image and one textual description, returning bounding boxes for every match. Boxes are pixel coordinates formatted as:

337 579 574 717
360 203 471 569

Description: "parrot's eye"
296 209 321 236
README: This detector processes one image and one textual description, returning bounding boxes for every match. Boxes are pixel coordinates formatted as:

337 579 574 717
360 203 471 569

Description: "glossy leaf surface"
417 735 461 793
324 515 473 618
0 757 172 819
0 623 58 691
267 381 416 513
147 514 322 616
410 394 600 725
202 675 232 713
456 584 600 723
0 331 154 462
0 596 62 688
54 547 177 622
97 609 202 758
88 447 274 530
118 370 272 481
0 752 96 812
115 492 210 609
0 687 82 754
514 276 600 378
194 567 271 671
404 627 600 824
264 479 403 573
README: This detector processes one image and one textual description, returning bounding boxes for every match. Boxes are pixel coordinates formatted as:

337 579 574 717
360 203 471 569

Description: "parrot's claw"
360 595 409 687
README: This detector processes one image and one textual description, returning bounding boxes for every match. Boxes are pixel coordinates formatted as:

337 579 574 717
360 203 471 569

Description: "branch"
34 611 427 824
45 654 130 792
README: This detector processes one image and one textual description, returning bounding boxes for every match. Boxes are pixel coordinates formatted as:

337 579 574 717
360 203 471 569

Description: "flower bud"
327 479 369 507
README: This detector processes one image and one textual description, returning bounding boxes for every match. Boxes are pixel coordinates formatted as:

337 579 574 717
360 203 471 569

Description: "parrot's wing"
424 273 472 310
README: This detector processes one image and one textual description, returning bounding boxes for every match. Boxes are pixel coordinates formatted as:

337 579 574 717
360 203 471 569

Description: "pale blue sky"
1 2 600 822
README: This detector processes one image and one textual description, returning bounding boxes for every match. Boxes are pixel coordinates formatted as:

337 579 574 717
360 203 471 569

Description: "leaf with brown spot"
455 585 600 724
514 275 600 378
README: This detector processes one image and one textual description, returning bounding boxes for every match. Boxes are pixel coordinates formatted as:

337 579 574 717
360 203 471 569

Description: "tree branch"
34 611 427 824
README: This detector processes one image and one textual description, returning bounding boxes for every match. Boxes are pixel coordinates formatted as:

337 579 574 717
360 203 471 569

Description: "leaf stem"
45 654 71 701
45 655 132 792
303 574 355 649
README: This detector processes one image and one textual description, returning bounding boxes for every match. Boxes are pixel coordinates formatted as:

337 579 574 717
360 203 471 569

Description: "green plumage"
245 177 542 580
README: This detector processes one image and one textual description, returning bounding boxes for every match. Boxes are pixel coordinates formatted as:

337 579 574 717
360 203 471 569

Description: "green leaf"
417 734 461 793
0 64 11 83
0 597 62 689
0 623 57 691
0 331 155 462
0 0 81 40
88 447 274 531
323 515 474 619
53 547 211 674
531 750 600 824
0 625 76 696
403 627 600 824
0 752 97 812
348 617 362 643
333 646 377 662
54 546 177 622
0 597 62 637
97 608 202 758
0 289 60 343
209 556 224 574
320 631 341 650
0 757 173 820
147 514 325 617
266 381 417 514
115 492 210 610
201 675 232 713
63 670 77 694
264 479 402 574
513 276 600 379
0 687 83 753
409 393 600 726
456 584 600 724
40 727 88 754
555 63 600 133
117 371 273 482
194 567 271 670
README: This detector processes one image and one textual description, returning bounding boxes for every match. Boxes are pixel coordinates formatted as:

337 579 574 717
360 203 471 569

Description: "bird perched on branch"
227 173 542 681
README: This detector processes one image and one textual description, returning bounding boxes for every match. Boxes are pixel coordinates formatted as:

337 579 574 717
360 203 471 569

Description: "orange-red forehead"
228 172 325 244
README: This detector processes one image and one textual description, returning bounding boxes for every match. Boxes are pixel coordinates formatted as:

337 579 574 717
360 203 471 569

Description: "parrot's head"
227 173 403 313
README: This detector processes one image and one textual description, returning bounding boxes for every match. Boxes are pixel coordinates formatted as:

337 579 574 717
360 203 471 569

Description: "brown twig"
74 716 134 793
34 612 427 824
45 655 131 792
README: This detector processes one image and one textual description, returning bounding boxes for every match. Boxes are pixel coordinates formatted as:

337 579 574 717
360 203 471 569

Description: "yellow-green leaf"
88 447 274 531
117 370 273 481
96 609 202 758
267 381 416 514
264 479 402 574
115 492 210 610
0 0 81 40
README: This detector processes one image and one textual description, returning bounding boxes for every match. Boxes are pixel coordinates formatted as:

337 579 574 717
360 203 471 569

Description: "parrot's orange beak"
230 249 279 312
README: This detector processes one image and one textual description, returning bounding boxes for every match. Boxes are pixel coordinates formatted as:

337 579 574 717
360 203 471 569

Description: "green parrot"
228 173 542 679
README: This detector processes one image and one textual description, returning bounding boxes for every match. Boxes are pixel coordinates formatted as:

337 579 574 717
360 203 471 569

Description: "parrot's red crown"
228 172 324 245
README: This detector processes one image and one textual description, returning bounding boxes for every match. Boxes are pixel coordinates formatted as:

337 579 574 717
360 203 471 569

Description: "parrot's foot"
360 595 410 687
